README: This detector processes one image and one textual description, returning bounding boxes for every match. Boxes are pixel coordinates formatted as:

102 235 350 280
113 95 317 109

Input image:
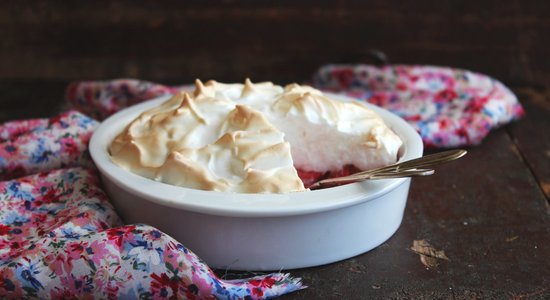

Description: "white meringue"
109 79 403 193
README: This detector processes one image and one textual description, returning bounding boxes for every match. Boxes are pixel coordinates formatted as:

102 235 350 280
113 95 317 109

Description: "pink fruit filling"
296 165 361 189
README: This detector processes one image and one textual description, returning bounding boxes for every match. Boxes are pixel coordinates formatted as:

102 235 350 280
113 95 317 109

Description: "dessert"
109 79 402 193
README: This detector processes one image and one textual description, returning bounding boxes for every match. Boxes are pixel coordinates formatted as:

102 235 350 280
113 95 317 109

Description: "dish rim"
89 93 423 218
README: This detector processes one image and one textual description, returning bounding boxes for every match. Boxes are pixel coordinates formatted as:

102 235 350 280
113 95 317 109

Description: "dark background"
1 2 550 299
1 1 549 86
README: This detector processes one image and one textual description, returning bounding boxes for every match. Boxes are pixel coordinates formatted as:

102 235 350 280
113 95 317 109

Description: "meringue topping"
109 79 403 193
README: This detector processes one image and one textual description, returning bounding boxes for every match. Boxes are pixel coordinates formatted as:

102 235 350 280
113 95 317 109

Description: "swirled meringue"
110 79 402 193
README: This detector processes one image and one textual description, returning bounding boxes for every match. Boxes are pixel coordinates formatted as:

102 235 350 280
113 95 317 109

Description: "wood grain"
508 88 550 201
1 1 550 87
282 124 550 299
0 80 67 122
0 81 549 299
1 2 550 297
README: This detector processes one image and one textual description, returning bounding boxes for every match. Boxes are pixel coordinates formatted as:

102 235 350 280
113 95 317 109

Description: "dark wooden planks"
508 88 550 201
282 128 550 298
0 80 67 123
1 1 550 86
1 81 549 298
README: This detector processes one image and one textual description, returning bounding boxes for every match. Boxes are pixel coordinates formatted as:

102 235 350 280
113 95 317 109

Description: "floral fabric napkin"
1 64 524 298
312 64 524 147
66 65 524 148
66 79 179 121
0 113 304 299
0 111 97 181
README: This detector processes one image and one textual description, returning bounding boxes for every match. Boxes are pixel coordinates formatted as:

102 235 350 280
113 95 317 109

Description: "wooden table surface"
1 81 549 299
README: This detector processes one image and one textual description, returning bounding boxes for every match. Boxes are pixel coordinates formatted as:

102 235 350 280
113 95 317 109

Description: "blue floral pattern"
0 111 98 181
0 113 304 299
312 64 524 148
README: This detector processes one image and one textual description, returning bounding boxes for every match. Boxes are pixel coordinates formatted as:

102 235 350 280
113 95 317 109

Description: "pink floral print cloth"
0 114 304 299
5 64 519 298
312 64 525 148
66 65 524 148
66 79 179 120
0 111 97 181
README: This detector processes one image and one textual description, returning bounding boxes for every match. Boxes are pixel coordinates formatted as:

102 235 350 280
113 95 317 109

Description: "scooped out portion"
109 79 402 193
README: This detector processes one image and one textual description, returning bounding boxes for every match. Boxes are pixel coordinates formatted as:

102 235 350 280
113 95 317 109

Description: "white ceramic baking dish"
89 93 423 271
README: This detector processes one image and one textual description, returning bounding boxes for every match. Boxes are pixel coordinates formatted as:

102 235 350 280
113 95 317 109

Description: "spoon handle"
309 149 467 190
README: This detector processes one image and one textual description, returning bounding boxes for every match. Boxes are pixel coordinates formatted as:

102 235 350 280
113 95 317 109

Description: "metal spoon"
308 149 467 190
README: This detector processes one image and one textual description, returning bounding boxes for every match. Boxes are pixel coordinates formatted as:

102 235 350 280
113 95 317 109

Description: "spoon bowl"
309 149 467 190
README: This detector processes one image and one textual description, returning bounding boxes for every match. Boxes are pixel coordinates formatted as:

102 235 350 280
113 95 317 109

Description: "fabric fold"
312 64 525 147
0 111 98 181
66 65 524 148
66 79 180 120
0 115 305 299
1 64 525 298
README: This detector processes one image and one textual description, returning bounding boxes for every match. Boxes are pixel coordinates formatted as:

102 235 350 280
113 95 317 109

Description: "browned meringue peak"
197 79 284 107
109 89 305 193
268 83 403 172
110 79 402 193
241 78 256 97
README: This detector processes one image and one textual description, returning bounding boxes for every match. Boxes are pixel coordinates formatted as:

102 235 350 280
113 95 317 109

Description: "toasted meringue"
110 79 403 193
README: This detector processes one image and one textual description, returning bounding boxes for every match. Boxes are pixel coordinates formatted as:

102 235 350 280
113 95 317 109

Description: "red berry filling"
296 165 361 189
